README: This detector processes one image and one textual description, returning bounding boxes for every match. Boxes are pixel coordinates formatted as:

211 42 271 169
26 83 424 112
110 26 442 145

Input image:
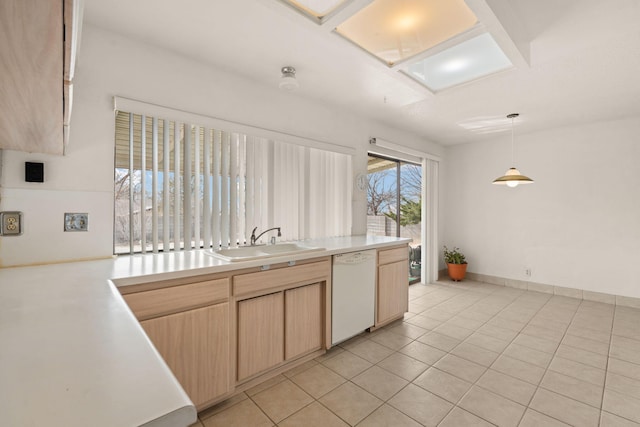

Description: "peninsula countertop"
0 235 409 427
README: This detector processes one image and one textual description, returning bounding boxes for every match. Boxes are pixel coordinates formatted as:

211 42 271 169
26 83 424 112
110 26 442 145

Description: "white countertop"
0 235 409 427
111 235 411 287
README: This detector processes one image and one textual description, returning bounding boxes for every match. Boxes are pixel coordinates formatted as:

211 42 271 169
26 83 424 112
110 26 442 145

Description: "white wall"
0 25 443 267
443 117 640 298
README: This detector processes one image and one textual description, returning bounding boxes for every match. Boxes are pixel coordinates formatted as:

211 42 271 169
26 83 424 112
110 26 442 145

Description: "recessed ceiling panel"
406 33 513 91
336 0 477 65
282 0 349 19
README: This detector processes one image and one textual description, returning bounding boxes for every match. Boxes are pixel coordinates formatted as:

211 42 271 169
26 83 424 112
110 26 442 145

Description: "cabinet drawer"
378 245 408 265
233 260 330 297
124 278 230 320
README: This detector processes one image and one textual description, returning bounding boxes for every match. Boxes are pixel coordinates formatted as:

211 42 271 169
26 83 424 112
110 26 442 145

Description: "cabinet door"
141 303 230 408
377 260 409 325
285 283 322 360
237 292 284 381
0 0 64 154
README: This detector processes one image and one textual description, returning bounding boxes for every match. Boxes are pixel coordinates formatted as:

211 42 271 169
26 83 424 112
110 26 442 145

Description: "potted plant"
443 246 467 281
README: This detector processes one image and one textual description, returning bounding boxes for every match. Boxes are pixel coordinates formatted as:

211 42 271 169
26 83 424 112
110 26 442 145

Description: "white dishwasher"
331 249 377 345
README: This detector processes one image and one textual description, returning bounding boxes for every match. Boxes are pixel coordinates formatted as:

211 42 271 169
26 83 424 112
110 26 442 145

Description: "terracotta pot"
447 263 467 282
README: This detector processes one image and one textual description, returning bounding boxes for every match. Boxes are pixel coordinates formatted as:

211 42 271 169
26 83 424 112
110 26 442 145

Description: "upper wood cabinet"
0 0 81 154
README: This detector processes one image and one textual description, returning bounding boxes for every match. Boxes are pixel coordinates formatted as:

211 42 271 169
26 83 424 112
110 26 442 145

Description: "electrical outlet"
64 213 88 232
525 268 532 277
0 211 23 236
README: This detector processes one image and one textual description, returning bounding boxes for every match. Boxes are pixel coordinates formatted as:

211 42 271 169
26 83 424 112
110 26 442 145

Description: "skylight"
405 33 513 91
335 0 477 66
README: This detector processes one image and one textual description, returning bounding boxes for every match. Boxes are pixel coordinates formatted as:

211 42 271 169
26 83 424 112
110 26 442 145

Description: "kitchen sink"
206 242 325 262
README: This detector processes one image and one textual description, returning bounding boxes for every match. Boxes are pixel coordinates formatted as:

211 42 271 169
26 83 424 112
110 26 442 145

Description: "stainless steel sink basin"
206 242 324 262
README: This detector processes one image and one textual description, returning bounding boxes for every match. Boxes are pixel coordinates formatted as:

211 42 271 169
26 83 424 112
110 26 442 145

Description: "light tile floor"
194 280 640 426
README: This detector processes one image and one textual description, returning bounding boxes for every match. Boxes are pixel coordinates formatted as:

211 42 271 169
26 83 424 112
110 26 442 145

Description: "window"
114 110 352 254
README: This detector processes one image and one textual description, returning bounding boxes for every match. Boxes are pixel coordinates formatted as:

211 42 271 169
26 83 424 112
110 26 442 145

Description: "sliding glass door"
366 154 423 284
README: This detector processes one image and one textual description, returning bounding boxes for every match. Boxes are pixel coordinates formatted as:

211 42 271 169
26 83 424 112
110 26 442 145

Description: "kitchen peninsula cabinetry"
117 243 408 411
120 256 331 410
233 259 329 383
122 277 232 410
376 245 409 327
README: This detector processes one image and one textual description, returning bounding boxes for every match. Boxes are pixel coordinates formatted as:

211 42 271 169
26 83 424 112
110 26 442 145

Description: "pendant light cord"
511 115 515 166
507 113 519 166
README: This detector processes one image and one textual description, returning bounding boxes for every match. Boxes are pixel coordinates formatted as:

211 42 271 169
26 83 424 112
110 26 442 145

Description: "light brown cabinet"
285 283 323 360
141 303 230 408
236 292 284 381
122 277 233 410
0 0 80 154
235 283 324 382
119 256 336 410
233 260 329 384
376 245 409 326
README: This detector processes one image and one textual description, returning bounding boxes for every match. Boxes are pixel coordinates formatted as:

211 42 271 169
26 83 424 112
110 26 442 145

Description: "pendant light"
492 113 534 187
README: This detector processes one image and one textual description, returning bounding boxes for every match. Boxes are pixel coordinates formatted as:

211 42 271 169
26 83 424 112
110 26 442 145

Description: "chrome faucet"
250 227 281 245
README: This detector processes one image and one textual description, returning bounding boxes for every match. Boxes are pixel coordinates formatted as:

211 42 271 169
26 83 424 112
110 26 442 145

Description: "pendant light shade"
493 167 533 187
492 113 533 187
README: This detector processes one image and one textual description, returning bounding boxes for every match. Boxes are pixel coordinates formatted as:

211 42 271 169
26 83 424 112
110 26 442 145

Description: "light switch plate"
64 213 88 232
0 211 23 236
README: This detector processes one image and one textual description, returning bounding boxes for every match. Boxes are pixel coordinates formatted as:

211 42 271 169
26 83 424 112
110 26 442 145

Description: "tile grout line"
595 305 640 426
418 284 610 426
480 292 640 424
297 328 424 426
350 282 509 425
596 303 616 427
405 283 544 426
461 286 559 426
329 334 449 427
515 296 588 426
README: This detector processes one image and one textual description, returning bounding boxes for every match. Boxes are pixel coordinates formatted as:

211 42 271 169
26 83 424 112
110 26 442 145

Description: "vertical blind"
114 111 352 254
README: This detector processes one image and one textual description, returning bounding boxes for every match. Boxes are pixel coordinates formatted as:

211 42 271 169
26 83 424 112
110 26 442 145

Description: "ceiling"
83 0 640 146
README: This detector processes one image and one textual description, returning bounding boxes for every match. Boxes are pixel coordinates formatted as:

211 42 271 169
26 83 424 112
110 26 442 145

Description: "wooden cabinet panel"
378 246 409 265
285 283 322 360
124 278 229 321
237 292 284 381
0 0 63 154
377 260 409 325
141 303 230 408
233 260 330 297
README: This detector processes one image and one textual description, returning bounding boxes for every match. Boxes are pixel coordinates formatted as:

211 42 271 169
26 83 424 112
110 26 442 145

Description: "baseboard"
437 269 640 309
